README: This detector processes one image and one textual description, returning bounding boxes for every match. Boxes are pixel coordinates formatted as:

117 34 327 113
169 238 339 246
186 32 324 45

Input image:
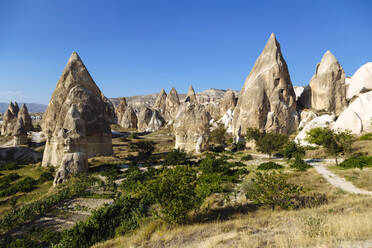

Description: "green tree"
305 127 353 165
210 126 227 145
244 171 304 210
129 141 155 160
246 128 288 158
282 140 305 160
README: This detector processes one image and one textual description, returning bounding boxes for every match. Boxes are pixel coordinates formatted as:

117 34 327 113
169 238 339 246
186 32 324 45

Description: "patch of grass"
240 154 253 161
359 133 372 141
338 156 372 169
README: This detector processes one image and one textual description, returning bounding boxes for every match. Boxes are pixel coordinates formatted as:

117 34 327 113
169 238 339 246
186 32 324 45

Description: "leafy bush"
129 141 155 159
257 162 283 170
37 172 54 184
148 166 201 224
338 156 372 169
119 166 156 193
0 162 22 171
359 133 372 140
164 148 189 165
0 177 37 197
210 126 227 144
56 195 148 248
290 158 312 171
240 154 253 161
244 171 304 210
209 145 225 153
0 173 20 190
282 141 305 160
100 165 122 180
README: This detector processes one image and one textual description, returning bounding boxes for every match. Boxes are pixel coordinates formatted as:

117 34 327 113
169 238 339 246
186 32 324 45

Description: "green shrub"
282 141 305 160
244 171 304 210
240 154 253 161
359 133 372 140
209 145 225 153
339 156 372 169
290 158 312 171
257 162 283 170
120 166 156 193
0 177 37 197
0 162 22 171
0 173 20 190
37 172 54 184
210 126 227 144
164 149 189 165
196 172 224 199
100 165 122 180
129 141 155 160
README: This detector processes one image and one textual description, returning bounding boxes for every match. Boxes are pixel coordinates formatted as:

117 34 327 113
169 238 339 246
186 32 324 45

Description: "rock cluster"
1 102 20 136
346 62 372 100
232 33 298 137
184 85 197 104
309 51 347 115
41 52 116 185
153 89 167 114
173 103 211 153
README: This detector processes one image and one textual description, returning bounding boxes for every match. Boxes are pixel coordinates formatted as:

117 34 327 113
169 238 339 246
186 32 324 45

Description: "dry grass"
329 166 372 191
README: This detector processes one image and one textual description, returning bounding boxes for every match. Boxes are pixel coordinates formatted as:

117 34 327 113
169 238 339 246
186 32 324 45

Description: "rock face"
309 51 347 115
153 89 167 114
41 51 116 181
333 91 372 134
120 106 138 129
232 33 298 137
115 98 128 125
346 62 372 100
1 102 20 136
220 90 237 114
173 104 211 153
295 114 335 146
294 86 312 109
18 104 33 132
146 110 164 132
137 107 153 132
298 110 317 130
218 108 234 134
165 87 181 120
13 118 28 146
185 85 197 104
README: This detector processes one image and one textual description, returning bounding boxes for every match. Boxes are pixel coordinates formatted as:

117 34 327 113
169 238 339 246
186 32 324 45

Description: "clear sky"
0 0 371 104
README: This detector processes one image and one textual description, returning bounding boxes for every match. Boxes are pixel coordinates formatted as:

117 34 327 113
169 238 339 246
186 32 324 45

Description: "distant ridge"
0 103 47 113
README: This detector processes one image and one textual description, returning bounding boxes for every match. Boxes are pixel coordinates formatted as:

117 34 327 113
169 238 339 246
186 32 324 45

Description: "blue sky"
0 0 371 104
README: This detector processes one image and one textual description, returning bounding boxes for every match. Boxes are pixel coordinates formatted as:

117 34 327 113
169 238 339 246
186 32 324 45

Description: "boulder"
333 91 372 134
13 118 28 146
298 109 317 130
1 102 20 136
173 104 211 153
146 109 164 132
346 62 372 100
309 51 347 115
120 105 138 129
153 88 167 114
115 97 128 124
137 106 153 132
54 151 88 186
232 33 298 137
295 114 335 146
184 85 197 104
41 52 116 177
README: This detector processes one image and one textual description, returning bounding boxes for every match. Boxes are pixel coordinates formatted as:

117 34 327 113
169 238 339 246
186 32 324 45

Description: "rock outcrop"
333 91 372 134
13 118 28 146
173 104 211 153
294 86 312 109
220 89 237 114
232 33 298 137
41 51 116 185
153 89 167 114
218 108 234 134
115 98 128 124
1 102 20 136
309 51 347 115
18 104 33 132
184 85 197 104
137 107 153 132
120 106 138 129
146 110 164 132
295 114 335 146
298 110 317 130
346 62 372 100
165 87 180 121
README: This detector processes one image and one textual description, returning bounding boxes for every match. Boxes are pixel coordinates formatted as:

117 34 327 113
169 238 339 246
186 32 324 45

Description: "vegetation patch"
257 161 283 170
338 156 372 169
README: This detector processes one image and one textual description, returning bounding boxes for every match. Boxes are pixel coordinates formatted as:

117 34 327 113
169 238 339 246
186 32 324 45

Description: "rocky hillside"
0 103 47 113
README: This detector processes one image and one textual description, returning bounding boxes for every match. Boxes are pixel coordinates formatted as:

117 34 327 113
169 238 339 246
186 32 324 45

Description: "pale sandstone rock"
220 89 237 114
309 51 347 115
115 98 128 125
333 91 372 134
153 89 167 114
232 33 298 137
13 118 28 146
295 114 335 146
120 106 138 129
346 62 372 100
18 104 33 132
137 106 153 132
1 102 20 136
294 85 312 109
184 85 197 104
146 109 164 132
173 104 211 153
165 87 180 120
53 151 88 186
298 110 317 130
218 108 234 134
41 52 116 175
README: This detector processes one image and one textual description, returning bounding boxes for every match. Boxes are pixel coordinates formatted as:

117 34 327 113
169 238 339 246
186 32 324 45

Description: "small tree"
246 128 288 158
244 171 304 210
305 127 353 165
210 126 227 145
129 141 155 160
283 140 305 160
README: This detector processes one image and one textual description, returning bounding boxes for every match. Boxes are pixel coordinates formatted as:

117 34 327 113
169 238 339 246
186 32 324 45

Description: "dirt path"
307 159 372 196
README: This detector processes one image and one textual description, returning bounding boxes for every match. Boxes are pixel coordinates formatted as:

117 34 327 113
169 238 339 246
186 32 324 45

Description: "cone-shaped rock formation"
185 85 197 104
153 88 167 114
232 33 298 137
